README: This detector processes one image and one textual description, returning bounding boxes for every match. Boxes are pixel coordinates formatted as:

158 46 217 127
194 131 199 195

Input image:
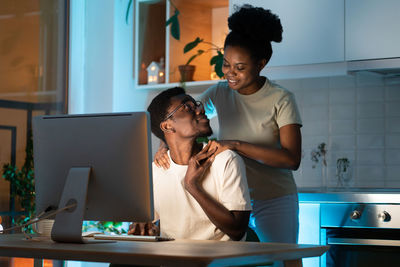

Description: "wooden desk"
0 234 328 266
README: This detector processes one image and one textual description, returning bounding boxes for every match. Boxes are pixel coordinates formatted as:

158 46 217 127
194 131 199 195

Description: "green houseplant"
179 37 224 82
2 131 35 229
126 1 223 82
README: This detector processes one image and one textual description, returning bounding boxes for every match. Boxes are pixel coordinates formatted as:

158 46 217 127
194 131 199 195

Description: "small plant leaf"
125 0 133 24
170 17 180 40
186 54 198 65
186 49 205 65
184 37 203 53
212 51 224 78
166 10 180 40
210 55 219 65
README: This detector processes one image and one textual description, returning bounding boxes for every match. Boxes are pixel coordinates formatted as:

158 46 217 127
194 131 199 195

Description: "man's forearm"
185 183 249 241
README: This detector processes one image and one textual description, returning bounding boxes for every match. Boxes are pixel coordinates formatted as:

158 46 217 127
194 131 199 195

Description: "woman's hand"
184 142 218 191
220 124 302 170
128 222 159 236
207 140 237 155
154 142 170 169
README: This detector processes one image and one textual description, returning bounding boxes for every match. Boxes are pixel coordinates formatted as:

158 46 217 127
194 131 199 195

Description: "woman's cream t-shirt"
198 78 302 200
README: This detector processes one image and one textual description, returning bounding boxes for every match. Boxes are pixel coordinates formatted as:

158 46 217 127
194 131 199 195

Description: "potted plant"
2 131 35 230
179 37 224 82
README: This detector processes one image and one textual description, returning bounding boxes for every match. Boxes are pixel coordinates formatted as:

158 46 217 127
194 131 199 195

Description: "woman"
155 4 302 245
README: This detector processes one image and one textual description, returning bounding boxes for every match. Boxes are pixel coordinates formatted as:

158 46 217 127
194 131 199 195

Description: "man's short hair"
147 87 186 142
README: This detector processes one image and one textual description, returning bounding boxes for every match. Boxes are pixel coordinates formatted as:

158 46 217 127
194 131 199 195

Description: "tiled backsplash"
148 72 400 191
277 72 400 190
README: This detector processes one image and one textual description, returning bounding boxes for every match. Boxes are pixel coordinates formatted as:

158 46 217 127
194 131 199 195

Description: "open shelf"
134 0 228 88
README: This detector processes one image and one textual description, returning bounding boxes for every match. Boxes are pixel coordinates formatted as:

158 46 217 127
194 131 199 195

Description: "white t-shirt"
152 149 251 241
198 79 302 200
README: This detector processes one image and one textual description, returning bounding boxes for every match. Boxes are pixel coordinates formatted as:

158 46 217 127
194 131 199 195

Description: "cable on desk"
0 202 77 235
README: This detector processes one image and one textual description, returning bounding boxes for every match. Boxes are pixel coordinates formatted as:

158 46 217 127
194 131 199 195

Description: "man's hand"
128 222 159 236
184 142 218 191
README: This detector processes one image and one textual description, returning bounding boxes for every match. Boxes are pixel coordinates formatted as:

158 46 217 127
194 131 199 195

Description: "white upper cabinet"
229 0 345 67
345 0 400 61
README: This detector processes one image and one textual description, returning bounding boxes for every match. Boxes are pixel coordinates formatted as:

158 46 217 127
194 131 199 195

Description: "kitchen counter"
299 192 400 204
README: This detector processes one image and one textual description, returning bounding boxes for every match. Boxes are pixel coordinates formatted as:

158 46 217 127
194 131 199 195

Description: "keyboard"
93 234 174 242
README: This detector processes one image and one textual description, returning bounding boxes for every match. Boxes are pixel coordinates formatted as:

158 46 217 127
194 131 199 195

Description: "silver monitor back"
33 112 153 225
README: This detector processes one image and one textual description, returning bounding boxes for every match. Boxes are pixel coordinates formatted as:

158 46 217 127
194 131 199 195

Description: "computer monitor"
33 112 153 243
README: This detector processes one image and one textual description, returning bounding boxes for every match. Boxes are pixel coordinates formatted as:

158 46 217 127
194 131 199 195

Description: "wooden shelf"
136 79 222 92
134 0 228 88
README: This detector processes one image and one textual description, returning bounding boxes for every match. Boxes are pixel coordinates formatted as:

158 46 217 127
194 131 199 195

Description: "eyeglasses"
163 99 203 121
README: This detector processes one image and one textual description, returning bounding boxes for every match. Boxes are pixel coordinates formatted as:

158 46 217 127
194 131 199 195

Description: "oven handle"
328 237 400 247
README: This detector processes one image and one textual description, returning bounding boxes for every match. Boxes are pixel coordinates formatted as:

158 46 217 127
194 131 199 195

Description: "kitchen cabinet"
299 203 322 267
229 0 345 67
345 0 400 61
134 0 228 89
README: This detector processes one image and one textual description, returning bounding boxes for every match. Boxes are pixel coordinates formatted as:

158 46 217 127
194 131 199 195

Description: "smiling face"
163 94 212 141
222 45 266 95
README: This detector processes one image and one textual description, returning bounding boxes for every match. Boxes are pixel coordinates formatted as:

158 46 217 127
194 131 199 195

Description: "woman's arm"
154 140 170 169
213 124 302 170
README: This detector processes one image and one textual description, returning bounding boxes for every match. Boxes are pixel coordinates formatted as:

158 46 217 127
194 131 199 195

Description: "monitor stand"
51 167 109 243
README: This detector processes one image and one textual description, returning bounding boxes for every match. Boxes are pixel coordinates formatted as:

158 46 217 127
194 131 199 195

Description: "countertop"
298 190 400 204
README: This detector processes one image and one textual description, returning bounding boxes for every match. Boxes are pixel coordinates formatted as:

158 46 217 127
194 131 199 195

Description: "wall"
69 1 400 190
276 73 400 190
68 0 150 115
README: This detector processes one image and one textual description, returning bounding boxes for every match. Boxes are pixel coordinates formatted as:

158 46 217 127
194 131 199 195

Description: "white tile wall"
357 118 385 134
386 102 400 117
275 72 400 189
356 165 385 182
301 120 329 136
357 134 385 149
329 135 356 151
386 118 400 133
357 149 385 165
357 103 384 118
386 149 400 165
329 75 356 89
386 134 400 148
302 105 329 121
357 86 385 103
329 88 356 104
301 88 329 106
387 166 400 179
330 120 356 135
386 85 400 100
330 104 356 120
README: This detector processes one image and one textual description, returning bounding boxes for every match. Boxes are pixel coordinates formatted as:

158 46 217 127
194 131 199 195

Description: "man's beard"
198 126 213 138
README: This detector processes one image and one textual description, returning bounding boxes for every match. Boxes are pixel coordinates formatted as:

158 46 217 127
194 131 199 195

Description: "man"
129 87 251 241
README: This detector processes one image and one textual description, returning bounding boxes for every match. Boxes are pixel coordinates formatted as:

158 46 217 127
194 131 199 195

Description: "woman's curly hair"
224 4 283 63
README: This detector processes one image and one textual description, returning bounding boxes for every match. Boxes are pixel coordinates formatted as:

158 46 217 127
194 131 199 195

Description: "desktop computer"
33 112 153 243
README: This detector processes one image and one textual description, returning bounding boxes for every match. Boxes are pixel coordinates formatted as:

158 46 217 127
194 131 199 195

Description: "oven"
320 203 400 267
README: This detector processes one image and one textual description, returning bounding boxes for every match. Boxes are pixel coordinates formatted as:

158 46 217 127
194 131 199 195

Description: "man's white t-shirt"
152 149 252 241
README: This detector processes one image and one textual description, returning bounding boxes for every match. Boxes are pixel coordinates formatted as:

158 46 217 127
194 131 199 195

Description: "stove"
320 203 400 267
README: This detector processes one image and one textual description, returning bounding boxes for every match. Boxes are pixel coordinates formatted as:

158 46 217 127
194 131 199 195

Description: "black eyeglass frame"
163 99 203 121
